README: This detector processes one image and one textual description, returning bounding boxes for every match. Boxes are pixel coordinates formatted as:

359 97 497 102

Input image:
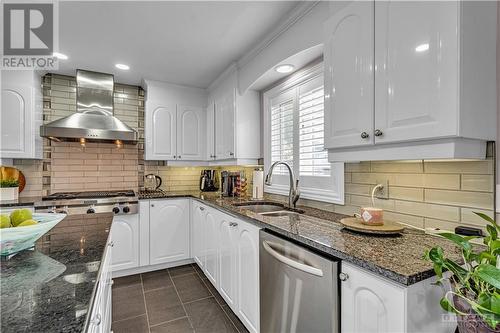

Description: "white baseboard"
112 258 195 278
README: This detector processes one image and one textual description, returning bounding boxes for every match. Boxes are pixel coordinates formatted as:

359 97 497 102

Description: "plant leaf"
488 225 498 240
476 264 500 289
440 297 459 314
437 232 472 254
427 247 444 264
474 212 497 226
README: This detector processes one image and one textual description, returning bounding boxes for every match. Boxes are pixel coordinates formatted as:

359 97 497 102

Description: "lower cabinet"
110 214 139 271
341 261 454 333
191 200 206 268
149 199 190 265
88 239 113 333
191 202 260 333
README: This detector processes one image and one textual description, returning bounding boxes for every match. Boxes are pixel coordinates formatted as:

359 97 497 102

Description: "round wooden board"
340 217 405 235
0 166 26 193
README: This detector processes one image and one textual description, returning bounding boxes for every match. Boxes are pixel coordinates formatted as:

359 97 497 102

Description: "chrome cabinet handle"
339 272 349 281
199 206 205 211
360 132 369 139
262 241 323 277
374 129 383 137
229 222 238 227
91 314 101 326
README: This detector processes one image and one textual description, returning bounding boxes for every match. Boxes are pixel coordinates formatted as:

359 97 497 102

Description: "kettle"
144 174 162 191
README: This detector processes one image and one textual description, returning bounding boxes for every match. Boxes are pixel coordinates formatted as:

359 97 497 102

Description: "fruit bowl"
0 213 67 256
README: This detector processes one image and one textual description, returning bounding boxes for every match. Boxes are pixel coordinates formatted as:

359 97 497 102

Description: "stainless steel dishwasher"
260 230 339 333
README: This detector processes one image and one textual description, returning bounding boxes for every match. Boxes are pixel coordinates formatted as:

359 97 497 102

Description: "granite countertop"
0 196 42 208
0 213 112 333
139 190 469 286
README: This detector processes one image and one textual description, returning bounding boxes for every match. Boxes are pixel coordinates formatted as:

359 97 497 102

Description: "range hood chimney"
40 69 138 143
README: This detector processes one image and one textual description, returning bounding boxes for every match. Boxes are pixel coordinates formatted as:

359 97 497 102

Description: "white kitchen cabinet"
110 214 139 272
1 70 43 159
149 199 190 265
323 1 374 149
204 207 218 285
217 212 238 310
207 67 260 164
190 200 206 268
88 240 112 333
176 105 205 160
145 101 177 160
340 261 454 333
236 220 260 333
325 1 497 161
144 79 207 161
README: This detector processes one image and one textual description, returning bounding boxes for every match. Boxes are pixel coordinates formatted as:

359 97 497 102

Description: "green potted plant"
424 212 500 332
0 179 19 200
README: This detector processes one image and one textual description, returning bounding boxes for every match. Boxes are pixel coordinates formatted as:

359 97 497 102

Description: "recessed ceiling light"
53 52 68 60
115 63 130 70
275 64 295 74
415 43 429 52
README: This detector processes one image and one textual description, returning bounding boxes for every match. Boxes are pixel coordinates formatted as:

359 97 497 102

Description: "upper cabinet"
1 70 43 159
144 80 206 161
324 1 497 161
207 67 261 164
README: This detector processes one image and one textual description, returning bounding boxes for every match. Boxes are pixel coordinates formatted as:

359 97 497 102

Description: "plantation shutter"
270 91 295 175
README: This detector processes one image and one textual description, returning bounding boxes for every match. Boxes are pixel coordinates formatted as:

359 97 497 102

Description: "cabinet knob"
178 155 181 159
229 152 234 156
91 314 101 326
360 132 369 139
151 204 155 207
229 222 238 227
374 129 383 137
173 155 177 159
199 206 205 211
339 272 349 281
108 241 114 247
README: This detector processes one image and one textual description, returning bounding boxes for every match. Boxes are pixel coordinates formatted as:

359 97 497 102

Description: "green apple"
18 219 38 227
0 214 11 228
10 209 32 227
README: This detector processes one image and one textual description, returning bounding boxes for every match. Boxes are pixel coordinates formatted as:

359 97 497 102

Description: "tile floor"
111 263 249 333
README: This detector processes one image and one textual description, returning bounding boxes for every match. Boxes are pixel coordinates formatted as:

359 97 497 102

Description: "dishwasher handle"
262 241 324 277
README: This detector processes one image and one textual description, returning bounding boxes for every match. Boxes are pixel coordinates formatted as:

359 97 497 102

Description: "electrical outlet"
374 179 389 199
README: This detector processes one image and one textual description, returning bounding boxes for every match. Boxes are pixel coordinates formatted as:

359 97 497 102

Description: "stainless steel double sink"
232 201 303 217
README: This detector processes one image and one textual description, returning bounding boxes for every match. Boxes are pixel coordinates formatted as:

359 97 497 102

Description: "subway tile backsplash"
9 74 496 231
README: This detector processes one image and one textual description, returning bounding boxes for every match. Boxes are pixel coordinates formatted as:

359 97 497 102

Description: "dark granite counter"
0 196 41 208
139 190 470 286
0 213 112 333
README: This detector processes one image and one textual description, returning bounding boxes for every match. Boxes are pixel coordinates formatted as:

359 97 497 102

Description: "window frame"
263 62 345 204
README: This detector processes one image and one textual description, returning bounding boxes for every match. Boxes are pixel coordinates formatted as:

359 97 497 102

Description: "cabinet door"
374 1 458 144
110 214 139 272
215 91 236 159
323 1 374 149
191 202 206 268
341 262 405 333
149 199 190 265
217 213 237 310
1 85 33 158
206 103 216 160
145 102 177 160
236 221 260 333
177 105 205 160
204 208 218 286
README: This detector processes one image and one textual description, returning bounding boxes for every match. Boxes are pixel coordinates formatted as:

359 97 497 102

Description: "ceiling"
55 1 299 88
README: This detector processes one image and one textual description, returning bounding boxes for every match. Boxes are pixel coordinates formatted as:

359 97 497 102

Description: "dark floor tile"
112 314 149 333
112 285 146 322
142 269 173 291
172 272 211 303
184 297 238 333
203 278 226 306
221 305 249 333
168 264 196 277
145 286 186 325
150 317 194 333
191 263 204 276
113 274 141 289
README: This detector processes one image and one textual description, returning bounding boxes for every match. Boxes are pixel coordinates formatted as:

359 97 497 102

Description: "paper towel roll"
253 170 264 200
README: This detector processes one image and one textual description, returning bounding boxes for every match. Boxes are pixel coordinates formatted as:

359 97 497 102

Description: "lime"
10 209 32 227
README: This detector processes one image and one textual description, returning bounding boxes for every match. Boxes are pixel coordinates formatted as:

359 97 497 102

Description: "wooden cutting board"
340 217 405 235
0 166 26 193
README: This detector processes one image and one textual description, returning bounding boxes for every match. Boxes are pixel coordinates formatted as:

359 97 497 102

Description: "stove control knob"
87 207 96 214
112 206 120 214
122 206 130 214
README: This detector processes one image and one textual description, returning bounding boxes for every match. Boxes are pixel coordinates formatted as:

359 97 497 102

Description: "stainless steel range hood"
40 69 138 143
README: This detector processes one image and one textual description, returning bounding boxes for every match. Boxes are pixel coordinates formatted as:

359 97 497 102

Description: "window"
263 63 344 204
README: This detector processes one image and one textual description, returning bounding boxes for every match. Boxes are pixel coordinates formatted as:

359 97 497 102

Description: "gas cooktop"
43 190 136 201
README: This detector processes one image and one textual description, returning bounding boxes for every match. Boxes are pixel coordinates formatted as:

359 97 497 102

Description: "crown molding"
207 61 237 93
237 1 320 69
